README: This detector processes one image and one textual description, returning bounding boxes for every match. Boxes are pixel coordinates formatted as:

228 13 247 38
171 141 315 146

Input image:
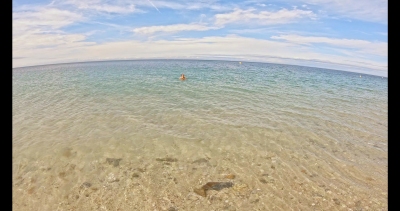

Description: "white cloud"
141 0 231 11
62 0 231 13
13 8 83 32
13 33 89 49
271 34 387 57
288 0 387 23
85 4 136 14
375 32 388 36
241 0 387 23
214 8 316 26
63 0 137 14
133 23 221 35
13 35 387 76
13 8 93 51
132 7 317 36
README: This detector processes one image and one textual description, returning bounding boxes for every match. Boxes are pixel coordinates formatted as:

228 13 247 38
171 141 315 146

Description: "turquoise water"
13 60 387 210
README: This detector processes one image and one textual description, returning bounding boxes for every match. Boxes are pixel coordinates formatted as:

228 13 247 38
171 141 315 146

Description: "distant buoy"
239 62 242 65
360 75 361 78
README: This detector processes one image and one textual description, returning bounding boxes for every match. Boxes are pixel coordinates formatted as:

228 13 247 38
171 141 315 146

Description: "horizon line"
12 58 388 78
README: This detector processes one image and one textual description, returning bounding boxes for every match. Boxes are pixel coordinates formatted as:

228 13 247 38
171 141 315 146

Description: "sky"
13 0 388 77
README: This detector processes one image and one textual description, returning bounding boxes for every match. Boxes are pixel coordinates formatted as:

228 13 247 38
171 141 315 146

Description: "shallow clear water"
13 60 387 210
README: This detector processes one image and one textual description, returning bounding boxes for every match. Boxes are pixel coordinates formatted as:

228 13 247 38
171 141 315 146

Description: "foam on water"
13 60 387 210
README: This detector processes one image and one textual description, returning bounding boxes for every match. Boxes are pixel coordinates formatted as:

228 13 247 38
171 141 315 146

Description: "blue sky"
13 0 387 76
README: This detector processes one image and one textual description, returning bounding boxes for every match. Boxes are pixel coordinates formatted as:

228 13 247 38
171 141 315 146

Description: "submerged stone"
333 198 340 205
224 174 235 179
232 183 249 193
81 182 92 188
192 158 209 164
193 182 233 197
194 188 206 197
106 173 119 183
106 158 122 167
168 207 178 211
61 147 73 158
156 158 178 162
27 186 35 194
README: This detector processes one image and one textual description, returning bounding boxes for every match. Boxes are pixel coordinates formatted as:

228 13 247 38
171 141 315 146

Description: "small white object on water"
360 75 362 77
239 61 242 65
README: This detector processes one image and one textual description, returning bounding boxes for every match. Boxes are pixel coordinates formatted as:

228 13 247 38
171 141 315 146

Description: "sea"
12 60 388 210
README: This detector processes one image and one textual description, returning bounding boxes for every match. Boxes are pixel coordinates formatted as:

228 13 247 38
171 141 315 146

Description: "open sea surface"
12 60 388 210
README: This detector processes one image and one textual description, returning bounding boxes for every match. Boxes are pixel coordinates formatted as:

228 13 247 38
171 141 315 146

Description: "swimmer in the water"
179 74 186 80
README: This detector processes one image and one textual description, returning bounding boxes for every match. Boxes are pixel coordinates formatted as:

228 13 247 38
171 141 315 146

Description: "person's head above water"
180 74 186 80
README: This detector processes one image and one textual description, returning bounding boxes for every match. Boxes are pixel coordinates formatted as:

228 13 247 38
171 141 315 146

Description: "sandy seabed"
12 128 387 211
